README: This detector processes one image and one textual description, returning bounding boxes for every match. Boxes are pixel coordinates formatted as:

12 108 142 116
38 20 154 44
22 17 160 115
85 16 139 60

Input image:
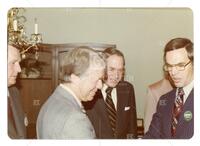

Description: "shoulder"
117 80 134 89
39 87 81 119
160 88 176 100
149 78 172 91
156 89 176 108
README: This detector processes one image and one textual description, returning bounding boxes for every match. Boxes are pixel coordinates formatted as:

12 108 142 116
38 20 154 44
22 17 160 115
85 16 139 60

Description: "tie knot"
178 87 184 96
106 87 113 95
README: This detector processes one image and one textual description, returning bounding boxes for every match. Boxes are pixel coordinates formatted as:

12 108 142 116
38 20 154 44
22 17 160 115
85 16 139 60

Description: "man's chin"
86 96 94 101
106 81 118 88
8 80 16 87
174 82 183 88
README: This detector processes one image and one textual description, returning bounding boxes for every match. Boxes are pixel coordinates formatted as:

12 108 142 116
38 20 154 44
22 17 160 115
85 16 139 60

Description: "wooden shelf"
19 77 52 80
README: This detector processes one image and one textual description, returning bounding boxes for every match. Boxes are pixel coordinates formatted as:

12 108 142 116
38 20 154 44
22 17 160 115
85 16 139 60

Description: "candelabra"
8 8 42 59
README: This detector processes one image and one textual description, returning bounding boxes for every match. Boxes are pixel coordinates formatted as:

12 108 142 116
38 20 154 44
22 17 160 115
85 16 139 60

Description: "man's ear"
70 74 80 83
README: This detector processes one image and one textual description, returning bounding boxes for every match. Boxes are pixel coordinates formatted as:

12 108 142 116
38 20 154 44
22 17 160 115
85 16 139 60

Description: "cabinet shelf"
19 77 52 80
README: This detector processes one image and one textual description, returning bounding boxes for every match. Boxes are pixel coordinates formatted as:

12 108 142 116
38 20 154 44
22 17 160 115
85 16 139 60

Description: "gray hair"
60 46 106 82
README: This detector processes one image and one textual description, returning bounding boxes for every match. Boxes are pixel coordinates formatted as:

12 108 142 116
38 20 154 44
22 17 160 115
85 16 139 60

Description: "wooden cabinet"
18 79 53 138
17 43 116 138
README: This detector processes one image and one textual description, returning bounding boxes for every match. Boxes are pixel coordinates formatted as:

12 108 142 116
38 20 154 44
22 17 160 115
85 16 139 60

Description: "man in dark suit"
144 38 194 139
83 48 137 139
8 44 27 138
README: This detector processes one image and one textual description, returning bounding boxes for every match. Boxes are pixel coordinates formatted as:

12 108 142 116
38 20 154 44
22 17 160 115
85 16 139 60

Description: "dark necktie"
105 87 117 136
171 87 184 137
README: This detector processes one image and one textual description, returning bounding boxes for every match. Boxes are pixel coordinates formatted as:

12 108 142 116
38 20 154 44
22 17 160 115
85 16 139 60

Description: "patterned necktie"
171 87 184 137
105 87 117 136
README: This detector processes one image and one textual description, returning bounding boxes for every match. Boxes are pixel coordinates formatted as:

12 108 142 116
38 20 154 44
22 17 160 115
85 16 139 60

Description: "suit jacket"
36 85 96 139
143 88 194 139
144 78 173 132
83 81 137 139
8 86 27 139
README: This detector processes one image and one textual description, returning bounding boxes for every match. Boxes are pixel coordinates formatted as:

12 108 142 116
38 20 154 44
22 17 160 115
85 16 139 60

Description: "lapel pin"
184 111 193 122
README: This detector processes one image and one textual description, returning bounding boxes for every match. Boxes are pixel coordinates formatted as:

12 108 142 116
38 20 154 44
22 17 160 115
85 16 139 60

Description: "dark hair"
103 47 125 66
164 38 193 63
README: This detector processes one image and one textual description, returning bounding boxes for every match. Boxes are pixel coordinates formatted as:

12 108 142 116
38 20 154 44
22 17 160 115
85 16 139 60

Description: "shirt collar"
183 80 194 98
176 80 194 103
102 83 109 93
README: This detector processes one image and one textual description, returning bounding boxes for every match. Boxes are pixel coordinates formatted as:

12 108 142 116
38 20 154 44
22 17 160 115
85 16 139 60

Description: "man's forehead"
166 48 189 63
107 55 124 66
8 45 21 60
8 45 19 53
107 55 123 61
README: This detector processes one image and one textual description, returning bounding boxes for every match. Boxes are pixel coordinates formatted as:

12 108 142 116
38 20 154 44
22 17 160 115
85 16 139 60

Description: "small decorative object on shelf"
137 118 144 138
8 8 42 60
20 56 49 78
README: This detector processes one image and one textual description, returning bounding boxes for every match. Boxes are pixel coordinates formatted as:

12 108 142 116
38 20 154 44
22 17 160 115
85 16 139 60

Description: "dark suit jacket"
8 86 27 139
83 81 137 139
144 88 194 139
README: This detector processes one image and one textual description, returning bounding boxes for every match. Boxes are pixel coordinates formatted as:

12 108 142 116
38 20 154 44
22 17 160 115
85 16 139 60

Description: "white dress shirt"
176 80 194 103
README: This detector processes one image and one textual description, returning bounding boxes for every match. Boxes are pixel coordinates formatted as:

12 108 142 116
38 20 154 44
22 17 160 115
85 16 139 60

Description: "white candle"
34 23 38 34
13 19 18 31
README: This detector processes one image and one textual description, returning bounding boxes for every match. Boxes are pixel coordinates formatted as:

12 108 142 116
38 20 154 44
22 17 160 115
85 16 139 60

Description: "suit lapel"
163 88 194 138
175 89 194 137
162 89 177 137
116 85 122 130
95 90 108 118
115 83 129 132
94 90 114 134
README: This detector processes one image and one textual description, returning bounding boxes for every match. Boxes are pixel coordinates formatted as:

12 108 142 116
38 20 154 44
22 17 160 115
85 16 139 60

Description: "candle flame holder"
8 8 42 60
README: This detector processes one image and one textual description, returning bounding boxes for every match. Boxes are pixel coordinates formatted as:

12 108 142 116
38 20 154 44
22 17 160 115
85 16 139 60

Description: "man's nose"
114 71 120 79
170 66 178 76
16 63 21 73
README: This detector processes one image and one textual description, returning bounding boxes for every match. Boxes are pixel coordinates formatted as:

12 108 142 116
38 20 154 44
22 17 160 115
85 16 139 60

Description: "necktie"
105 87 117 136
171 87 184 137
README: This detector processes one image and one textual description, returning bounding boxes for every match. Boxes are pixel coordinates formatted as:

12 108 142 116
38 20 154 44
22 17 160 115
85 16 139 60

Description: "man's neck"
62 83 82 101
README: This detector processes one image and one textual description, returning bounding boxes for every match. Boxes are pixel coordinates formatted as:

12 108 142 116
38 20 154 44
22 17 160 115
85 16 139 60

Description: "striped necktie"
105 87 117 136
171 87 184 137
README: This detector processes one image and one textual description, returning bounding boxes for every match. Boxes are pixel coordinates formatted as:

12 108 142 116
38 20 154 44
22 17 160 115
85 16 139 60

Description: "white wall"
23 8 193 118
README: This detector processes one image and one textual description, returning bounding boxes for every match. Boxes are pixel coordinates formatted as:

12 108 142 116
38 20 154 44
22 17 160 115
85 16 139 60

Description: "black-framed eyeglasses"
163 61 191 72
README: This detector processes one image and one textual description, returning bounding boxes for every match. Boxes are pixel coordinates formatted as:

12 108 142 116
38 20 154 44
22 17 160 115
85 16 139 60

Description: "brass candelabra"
8 8 42 59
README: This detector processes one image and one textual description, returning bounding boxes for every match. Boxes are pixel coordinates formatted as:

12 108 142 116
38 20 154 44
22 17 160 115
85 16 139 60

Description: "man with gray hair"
36 46 106 139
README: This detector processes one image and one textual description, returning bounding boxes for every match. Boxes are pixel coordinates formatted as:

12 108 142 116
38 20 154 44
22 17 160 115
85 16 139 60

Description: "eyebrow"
109 66 123 70
166 61 188 66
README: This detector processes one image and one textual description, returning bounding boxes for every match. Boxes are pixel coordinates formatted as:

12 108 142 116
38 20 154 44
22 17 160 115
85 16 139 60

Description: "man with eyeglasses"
144 38 193 139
